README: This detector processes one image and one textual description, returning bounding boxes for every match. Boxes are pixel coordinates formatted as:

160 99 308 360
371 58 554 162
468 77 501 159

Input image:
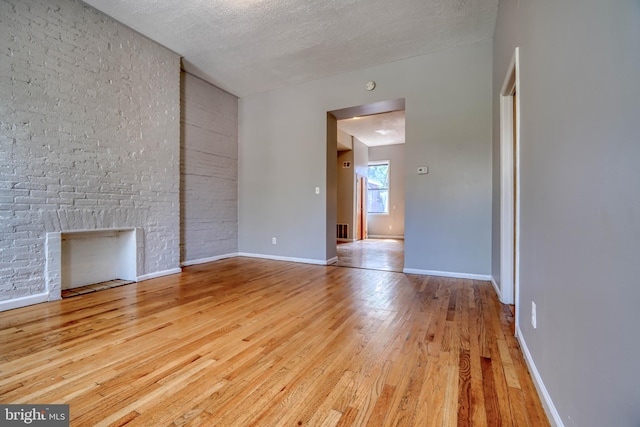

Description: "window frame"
367 160 390 215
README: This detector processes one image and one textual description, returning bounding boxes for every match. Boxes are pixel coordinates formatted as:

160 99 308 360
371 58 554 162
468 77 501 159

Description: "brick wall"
180 72 238 263
0 0 181 303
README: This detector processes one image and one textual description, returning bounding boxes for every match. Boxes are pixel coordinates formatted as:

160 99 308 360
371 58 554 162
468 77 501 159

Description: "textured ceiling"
338 110 405 147
83 0 499 97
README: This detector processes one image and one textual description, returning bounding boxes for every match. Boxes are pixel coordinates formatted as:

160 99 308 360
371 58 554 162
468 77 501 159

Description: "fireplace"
46 228 143 300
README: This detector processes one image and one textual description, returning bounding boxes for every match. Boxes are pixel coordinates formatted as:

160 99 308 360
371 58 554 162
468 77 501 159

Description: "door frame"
499 48 520 327
355 174 367 240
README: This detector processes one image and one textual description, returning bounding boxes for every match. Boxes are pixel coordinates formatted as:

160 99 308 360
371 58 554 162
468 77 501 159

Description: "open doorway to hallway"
328 99 406 272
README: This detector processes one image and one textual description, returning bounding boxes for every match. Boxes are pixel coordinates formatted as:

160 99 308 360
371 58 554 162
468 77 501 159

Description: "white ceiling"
83 0 499 98
338 110 405 147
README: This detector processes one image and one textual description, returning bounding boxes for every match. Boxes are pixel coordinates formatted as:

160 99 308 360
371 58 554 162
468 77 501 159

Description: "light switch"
315 187 320 194
417 166 429 175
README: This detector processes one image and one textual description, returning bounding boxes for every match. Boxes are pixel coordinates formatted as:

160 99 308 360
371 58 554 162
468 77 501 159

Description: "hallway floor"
335 238 404 272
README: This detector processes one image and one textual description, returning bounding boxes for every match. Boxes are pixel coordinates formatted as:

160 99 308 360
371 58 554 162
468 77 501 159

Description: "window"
367 162 389 214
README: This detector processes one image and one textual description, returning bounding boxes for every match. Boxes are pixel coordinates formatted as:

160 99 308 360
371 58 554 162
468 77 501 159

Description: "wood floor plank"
386 342 428 427
335 406 359 427
457 349 473 426
480 356 501 426
0 258 550 426
366 383 396 426
467 287 489 427
306 369 356 426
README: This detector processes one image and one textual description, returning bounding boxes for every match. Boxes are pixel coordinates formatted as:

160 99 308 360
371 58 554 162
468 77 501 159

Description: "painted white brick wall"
180 72 238 263
0 0 181 302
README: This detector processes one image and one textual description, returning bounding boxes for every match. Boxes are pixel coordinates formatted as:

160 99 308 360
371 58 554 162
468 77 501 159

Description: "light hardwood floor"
0 258 549 426
335 239 404 272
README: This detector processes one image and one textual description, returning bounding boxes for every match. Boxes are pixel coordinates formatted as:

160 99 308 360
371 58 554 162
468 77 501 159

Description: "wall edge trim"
0 293 49 312
137 268 182 282
402 268 491 281
181 253 239 267
491 276 502 300
238 252 333 266
516 325 564 427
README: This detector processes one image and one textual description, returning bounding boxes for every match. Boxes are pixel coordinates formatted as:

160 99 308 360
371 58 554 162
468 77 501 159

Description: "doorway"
328 99 406 273
500 47 520 333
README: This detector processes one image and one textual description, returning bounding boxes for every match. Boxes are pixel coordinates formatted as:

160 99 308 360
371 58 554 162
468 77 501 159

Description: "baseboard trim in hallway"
403 268 491 281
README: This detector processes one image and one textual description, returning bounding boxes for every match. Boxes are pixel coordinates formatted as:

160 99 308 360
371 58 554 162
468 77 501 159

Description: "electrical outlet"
272 237 277 245
531 301 537 329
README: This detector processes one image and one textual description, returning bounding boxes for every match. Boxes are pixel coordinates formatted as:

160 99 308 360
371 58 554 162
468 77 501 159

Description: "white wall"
239 40 492 274
367 144 405 237
0 0 181 307
492 1 640 426
181 71 238 264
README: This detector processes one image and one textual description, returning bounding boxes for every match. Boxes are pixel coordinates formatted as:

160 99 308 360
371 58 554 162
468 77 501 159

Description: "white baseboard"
516 325 563 427
181 253 239 267
491 277 502 300
0 292 49 312
326 256 338 265
237 252 334 266
402 268 491 281
137 267 182 282
0 267 182 312
367 235 405 240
